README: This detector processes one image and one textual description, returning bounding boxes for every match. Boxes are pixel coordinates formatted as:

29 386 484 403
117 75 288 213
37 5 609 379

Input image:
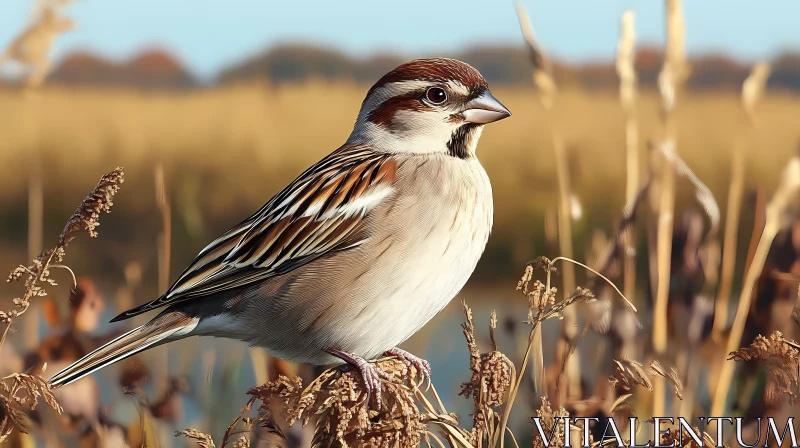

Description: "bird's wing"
111 144 398 321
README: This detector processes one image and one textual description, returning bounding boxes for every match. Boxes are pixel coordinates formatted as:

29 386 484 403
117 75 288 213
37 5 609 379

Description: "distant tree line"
31 43 800 91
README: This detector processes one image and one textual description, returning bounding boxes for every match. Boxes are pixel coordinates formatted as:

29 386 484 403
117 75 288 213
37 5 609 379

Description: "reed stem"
651 0 687 419
712 63 770 338
617 10 639 305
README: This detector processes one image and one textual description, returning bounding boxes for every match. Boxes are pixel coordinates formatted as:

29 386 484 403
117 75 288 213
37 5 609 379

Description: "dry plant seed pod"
0 168 124 442
649 360 684 400
458 304 513 445
729 331 800 405
176 429 216 448
611 359 653 392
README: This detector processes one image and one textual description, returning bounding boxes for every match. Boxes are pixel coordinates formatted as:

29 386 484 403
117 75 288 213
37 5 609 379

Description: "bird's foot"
384 347 431 386
327 349 391 408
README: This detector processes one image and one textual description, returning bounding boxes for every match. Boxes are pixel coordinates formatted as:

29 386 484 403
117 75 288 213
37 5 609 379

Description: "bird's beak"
461 90 511 124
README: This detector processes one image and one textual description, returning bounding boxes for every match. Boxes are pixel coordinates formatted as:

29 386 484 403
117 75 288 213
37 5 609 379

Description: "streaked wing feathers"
111 145 397 321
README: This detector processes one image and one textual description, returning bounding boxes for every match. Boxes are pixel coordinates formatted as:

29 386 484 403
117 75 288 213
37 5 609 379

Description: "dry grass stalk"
154 164 172 397
609 359 683 404
742 63 771 123
0 167 124 442
155 164 171 298
0 365 63 441
514 3 580 406
649 360 684 400
25 152 43 352
498 257 604 448
459 306 513 447
711 153 800 416
617 10 640 306
660 0 690 106
517 266 552 401
513 2 556 111
639 146 718 424
513 3 559 401
608 359 683 400
712 62 771 338
176 428 217 448
651 142 675 416
652 0 688 419
611 359 653 392
2 167 124 345
551 136 577 404
493 258 632 447
729 331 800 406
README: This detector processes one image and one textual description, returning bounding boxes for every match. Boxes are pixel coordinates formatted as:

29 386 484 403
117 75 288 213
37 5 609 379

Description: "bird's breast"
334 155 493 353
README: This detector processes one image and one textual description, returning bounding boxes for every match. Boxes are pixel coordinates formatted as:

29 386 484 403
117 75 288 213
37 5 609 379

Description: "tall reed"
514 2 580 404
711 63 771 339
617 11 639 307
651 0 688 419
154 164 172 398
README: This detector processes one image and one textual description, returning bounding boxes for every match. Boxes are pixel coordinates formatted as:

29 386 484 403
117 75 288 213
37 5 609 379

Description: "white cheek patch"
389 109 459 148
392 109 452 131
349 108 462 155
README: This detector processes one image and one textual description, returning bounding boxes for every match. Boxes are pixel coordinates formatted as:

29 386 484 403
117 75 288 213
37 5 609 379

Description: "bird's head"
347 58 511 158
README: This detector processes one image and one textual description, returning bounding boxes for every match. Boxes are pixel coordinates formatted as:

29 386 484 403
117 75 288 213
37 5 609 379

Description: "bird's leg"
326 348 391 408
383 347 432 384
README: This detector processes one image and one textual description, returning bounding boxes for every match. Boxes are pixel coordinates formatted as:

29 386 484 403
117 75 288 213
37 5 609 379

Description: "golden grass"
0 83 796 209
0 83 797 290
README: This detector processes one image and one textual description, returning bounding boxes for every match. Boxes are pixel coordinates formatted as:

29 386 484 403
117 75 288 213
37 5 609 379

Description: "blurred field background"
2 0 800 446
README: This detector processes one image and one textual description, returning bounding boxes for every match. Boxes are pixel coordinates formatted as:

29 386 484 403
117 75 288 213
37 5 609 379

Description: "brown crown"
365 58 487 98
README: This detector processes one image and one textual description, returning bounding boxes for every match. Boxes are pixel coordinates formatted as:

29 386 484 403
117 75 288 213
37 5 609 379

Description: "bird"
49 58 511 405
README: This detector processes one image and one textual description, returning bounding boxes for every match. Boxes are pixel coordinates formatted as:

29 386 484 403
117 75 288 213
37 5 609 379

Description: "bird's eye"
425 87 447 105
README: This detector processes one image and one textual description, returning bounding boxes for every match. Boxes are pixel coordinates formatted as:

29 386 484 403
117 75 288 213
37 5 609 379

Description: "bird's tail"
49 312 198 388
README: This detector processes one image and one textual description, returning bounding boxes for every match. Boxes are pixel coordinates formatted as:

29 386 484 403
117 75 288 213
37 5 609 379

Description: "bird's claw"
357 359 392 408
330 349 391 408
385 347 432 388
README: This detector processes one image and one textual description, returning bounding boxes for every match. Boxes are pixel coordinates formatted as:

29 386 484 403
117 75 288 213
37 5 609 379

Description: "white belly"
317 155 493 359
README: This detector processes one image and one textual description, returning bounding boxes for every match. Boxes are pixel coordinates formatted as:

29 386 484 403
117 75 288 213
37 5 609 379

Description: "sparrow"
50 58 511 405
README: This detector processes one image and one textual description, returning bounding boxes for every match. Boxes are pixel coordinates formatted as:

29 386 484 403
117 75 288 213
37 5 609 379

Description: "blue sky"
1 1 798 80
